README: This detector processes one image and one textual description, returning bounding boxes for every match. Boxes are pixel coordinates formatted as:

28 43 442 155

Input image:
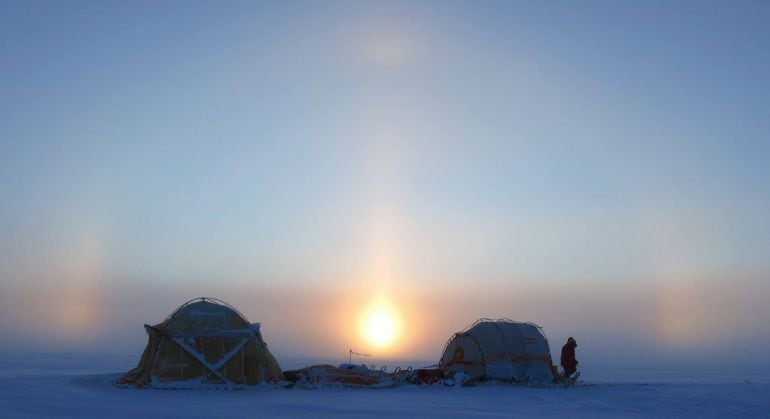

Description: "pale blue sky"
1 1 768 365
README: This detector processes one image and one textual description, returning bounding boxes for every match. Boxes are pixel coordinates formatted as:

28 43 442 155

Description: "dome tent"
118 297 282 388
439 318 553 384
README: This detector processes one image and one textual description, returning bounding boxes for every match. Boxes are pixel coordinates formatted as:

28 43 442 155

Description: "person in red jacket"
560 337 578 377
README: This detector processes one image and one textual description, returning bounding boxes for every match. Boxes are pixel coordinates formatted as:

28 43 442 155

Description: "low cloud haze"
2 265 767 369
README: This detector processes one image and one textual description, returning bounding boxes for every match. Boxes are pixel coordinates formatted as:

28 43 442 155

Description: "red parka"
560 338 578 375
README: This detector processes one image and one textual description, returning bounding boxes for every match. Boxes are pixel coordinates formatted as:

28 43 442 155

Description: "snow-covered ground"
1 353 768 418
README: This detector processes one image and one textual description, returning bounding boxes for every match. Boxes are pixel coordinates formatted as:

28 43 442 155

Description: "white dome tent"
439 318 554 383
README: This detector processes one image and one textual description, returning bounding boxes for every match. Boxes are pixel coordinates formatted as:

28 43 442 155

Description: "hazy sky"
1 1 769 369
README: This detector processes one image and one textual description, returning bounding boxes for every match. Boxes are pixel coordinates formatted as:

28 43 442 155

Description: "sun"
361 304 399 347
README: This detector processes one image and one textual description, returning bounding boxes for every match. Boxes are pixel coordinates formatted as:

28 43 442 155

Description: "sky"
1 0 769 370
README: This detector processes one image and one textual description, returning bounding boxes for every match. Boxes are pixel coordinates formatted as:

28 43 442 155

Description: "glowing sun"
361 304 399 347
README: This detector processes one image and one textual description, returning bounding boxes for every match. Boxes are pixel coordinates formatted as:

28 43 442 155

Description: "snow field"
1 354 768 418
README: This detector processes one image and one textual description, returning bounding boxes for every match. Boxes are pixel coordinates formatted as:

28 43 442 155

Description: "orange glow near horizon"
359 298 402 350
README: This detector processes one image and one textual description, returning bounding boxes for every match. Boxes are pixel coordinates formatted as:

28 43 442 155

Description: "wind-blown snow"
1 353 768 418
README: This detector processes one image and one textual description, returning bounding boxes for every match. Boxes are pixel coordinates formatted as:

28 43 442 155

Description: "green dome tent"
118 297 282 388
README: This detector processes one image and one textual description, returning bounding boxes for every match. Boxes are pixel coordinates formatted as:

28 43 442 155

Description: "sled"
561 371 580 388
283 364 412 389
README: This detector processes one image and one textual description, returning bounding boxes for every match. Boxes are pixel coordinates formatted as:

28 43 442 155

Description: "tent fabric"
118 298 282 388
439 318 553 383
